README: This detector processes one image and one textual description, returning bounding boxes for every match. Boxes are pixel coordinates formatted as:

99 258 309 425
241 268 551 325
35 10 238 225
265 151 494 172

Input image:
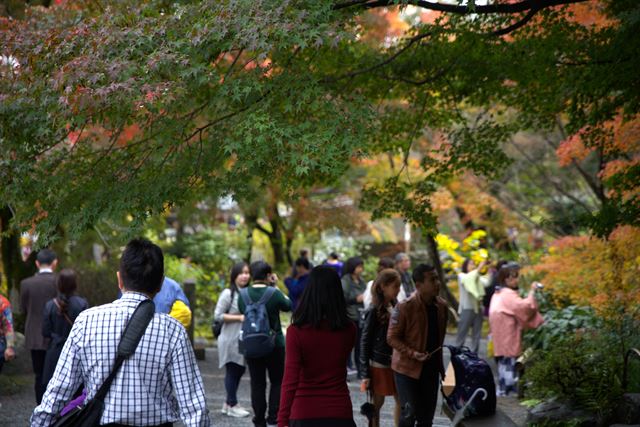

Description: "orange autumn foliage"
532 226 640 313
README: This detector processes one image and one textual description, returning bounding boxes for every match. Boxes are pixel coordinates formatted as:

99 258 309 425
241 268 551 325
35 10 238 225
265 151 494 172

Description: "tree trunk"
266 204 286 267
424 232 458 311
285 230 294 266
0 206 34 296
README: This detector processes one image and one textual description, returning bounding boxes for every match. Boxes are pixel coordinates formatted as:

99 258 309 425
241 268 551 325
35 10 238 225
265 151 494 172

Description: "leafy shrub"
525 307 640 424
524 305 601 351
76 261 121 307
531 226 640 313
164 255 221 339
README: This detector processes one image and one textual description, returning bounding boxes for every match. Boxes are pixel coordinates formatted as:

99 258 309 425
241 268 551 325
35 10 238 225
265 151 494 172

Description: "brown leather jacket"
387 293 448 380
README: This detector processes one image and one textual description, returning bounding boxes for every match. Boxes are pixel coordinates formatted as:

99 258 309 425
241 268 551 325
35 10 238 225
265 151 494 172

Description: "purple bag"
60 390 86 417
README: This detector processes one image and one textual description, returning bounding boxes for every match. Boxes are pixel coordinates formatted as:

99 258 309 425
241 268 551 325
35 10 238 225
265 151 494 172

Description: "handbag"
212 289 234 339
52 299 156 427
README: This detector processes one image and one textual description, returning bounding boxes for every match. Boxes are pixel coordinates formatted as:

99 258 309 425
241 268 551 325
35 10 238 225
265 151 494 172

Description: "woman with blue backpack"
238 261 292 427
213 262 252 418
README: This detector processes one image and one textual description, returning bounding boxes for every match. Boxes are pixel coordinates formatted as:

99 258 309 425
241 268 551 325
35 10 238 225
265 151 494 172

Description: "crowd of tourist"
0 240 545 426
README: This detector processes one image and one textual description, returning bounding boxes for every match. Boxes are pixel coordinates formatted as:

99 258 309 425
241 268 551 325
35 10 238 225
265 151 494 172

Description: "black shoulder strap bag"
53 299 156 427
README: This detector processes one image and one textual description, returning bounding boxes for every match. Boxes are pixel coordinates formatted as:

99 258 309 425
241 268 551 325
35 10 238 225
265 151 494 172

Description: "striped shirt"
31 292 210 426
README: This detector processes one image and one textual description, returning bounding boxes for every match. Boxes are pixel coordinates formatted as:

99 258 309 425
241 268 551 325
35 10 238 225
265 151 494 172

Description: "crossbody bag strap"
53 298 74 326
94 299 155 402
225 288 235 314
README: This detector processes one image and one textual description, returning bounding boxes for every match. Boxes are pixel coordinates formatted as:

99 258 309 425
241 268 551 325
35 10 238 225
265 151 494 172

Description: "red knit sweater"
277 322 356 426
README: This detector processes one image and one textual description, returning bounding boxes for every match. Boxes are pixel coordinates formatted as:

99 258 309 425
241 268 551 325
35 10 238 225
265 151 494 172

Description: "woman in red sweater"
278 266 357 427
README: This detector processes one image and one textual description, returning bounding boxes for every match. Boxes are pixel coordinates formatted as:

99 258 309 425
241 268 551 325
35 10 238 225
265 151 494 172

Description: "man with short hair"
239 261 291 427
387 264 448 427
394 252 415 302
20 248 58 404
31 238 210 427
284 258 311 310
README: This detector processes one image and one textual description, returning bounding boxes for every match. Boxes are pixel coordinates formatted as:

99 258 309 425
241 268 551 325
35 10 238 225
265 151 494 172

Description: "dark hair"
377 257 394 272
371 269 400 324
299 249 309 258
343 256 364 276
293 266 350 330
412 263 436 285
461 258 473 274
229 262 249 297
37 248 57 266
497 262 520 285
294 257 310 270
328 252 339 260
250 260 272 281
55 269 78 313
119 238 164 294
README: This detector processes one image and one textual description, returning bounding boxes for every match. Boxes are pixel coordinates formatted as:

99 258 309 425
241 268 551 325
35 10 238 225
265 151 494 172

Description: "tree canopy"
1 0 638 243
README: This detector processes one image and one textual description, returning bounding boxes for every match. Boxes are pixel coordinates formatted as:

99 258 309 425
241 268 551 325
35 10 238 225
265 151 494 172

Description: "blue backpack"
239 287 277 358
443 345 496 418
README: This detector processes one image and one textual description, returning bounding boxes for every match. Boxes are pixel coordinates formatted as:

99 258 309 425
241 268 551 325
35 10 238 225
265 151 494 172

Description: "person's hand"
4 347 15 361
239 315 245 322
270 273 279 285
360 379 370 392
356 293 365 303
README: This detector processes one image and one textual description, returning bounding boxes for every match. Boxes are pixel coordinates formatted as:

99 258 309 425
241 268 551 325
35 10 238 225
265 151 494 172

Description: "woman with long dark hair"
278 266 357 427
42 269 88 389
359 269 401 427
213 261 251 418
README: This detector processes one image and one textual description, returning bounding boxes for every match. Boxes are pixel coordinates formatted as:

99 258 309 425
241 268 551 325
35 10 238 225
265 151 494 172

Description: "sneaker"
226 404 250 418
220 403 229 415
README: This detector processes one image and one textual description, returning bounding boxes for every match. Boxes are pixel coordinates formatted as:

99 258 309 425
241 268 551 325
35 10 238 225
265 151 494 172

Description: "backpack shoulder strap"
239 287 253 306
256 286 277 305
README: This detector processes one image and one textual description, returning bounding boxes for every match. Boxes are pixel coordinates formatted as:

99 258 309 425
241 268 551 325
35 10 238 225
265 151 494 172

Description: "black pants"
347 319 362 374
31 349 47 404
395 367 440 427
246 346 285 427
225 362 246 406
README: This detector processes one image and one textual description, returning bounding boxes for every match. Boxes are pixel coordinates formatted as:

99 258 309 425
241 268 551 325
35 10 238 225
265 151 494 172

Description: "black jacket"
358 306 393 379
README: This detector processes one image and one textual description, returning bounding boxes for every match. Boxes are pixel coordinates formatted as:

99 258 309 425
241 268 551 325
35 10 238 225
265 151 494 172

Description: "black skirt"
289 419 356 427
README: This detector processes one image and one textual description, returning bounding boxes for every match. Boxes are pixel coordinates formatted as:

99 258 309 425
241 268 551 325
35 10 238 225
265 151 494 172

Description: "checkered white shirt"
31 292 211 426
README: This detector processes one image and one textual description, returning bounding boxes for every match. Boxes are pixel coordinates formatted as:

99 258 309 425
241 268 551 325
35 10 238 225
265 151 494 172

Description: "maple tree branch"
508 138 595 214
490 7 539 36
254 221 273 237
323 32 432 83
551 120 607 203
333 0 589 14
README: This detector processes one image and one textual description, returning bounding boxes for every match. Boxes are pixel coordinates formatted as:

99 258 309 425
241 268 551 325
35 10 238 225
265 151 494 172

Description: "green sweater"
238 285 292 348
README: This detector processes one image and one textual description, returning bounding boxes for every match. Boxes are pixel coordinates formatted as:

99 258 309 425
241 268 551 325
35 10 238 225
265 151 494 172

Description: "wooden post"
183 279 196 345
183 278 205 360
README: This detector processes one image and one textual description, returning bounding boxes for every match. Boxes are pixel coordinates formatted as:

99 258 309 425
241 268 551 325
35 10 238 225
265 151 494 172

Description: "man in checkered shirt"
31 238 211 426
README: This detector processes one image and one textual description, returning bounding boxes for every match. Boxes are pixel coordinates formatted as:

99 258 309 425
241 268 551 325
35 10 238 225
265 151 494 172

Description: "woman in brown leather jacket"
359 269 401 427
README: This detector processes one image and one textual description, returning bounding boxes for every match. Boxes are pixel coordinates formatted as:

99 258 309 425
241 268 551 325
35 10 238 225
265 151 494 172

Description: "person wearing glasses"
488 262 543 396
